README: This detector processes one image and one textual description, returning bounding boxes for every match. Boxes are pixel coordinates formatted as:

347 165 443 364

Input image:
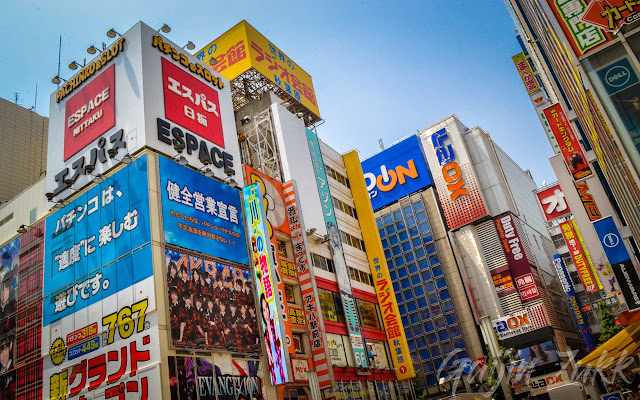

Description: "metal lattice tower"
240 108 283 181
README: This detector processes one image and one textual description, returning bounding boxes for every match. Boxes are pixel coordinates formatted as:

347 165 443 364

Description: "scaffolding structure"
239 108 284 181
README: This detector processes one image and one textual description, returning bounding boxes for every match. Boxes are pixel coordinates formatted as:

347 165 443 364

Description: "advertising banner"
512 53 540 95
572 219 604 291
196 20 320 119
574 180 602 221
535 184 571 221
494 213 540 302
425 127 488 230
529 370 570 396
542 104 593 180
243 165 295 358
165 247 259 351
360 135 432 211
593 216 640 311
553 255 596 352
306 129 368 368
0 237 19 392
491 266 517 298
344 150 415 379
559 220 599 293
283 180 333 389
243 184 290 385
159 156 248 266
582 0 640 31
492 304 550 341
545 0 610 56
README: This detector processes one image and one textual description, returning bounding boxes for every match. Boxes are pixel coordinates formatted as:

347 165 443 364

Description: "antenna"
13 93 19 104
56 35 62 89
33 84 37 113
378 139 384 151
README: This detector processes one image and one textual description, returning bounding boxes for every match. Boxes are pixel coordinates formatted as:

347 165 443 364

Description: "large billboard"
559 220 599 293
360 135 432 211
344 151 415 380
47 22 241 202
593 216 640 311
535 184 571 221
494 213 540 303
0 237 20 394
423 127 488 230
492 304 550 341
243 184 290 385
42 155 162 400
196 20 320 119
545 0 610 56
306 129 368 368
159 156 248 265
542 104 593 181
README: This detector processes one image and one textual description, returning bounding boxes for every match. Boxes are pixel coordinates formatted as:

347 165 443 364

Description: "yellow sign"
512 53 540 95
197 20 320 118
571 219 604 291
343 151 415 381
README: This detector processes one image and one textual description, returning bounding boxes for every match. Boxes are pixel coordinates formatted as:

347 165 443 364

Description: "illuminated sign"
535 184 571 221
491 266 517 298
575 180 602 221
512 53 540 95
432 128 468 201
492 304 550 340
529 371 569 396
559 220 599 293
361 135 431 210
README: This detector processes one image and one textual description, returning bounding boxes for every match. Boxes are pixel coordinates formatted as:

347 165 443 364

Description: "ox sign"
492 304 550 341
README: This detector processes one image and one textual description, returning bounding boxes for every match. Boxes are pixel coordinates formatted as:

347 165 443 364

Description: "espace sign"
492 304 550 340
361 135 431 210
46 22 240 200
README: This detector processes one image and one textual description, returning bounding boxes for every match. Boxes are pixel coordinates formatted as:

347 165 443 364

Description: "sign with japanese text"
161 57 225 148
282 180 333 389
491 266 517 298
243 184 290 385
43 154 152 309
546 0 610 56
306 129 368 369
425 127 488 230
594 216 640 310
573 219 604 291
512 53 540 95
574 180 602 220
0 236 20 389
164 247 259 352
159 156 248 265
344 150 415 380
360 135 432 211
535 184 571 221
582 0 640 31
559 220 599 293
492 304 550 340
64 65 116 161
553 255 596 352
543 104 593 180
197 20 320 119
494 213 540 302
291 358 309 382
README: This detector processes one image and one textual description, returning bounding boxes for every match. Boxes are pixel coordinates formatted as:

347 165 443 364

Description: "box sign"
582 0 640 31
491 266 517 298
559 220 599 293
291 358 309 382
492 304 550 340
360 135 432 211
512 53 540 95
159 156 248 265
596 57 640 96
546 0 610 56
535 184 571 221
494 213 540 302
243 184 290 385
542 104 593 181
197 20 320 119
594 216 640 311
529 370 569 396
426 128 488 230
47 22 240 202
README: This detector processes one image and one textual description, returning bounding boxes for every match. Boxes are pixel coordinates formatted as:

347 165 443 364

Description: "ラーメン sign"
361 135 432 211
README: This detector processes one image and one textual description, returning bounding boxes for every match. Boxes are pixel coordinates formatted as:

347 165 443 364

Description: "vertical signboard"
305 129 368 368
572 219 604 291
545 0 609 57
559 220 599 293
344 151 415 379
593 216 640 311
0 237 19 395
553 255 596 352
159 156 248 265
542 104 593 180
494 213 540 302
42 155 162 400
535 184 571 221
243 184 290 385
512 53 540 95
283 180 333 389
574 180 602 221
491 267 517 298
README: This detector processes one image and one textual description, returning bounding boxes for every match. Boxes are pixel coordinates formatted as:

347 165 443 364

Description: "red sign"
582 0 640 31
64 65 116 161
491 266 517 298
473 356 487 370
559 221 598 293
543 104 592 180
535 184 571 221
494 213 540 302
66 322 98 347
161 57 225 148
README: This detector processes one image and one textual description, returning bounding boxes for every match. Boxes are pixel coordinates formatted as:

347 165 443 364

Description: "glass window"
393 210 402 220
429 254 440 266
427 333 438 345
417 297 428 309
401 278 411 290
407 262 418 274
414 286 425 296
357 299 381 330
442 341 453 354
396 221 406 230
422 231 434 243
386 225 396 235
407 301 417 312
383 214 393 225
423 362 435 373
431 346 442 357
408 339 416 351
389 235 399 246
398 230 409 241
432 266 443 277
415 248 426 259
392 281 400 293
398 267 408 278
318 289 344 323
424 320 435 333
457 350 468 360
404 290 414 301
384 249 391 259
376 218 383 228
413 200 424 211
419 221 430 233
398 303 406 315
379 228 386 238
409 226 420 237
434 317 446 330
405 252 415 263
416 336 427 349
394 256 404 268
453 338 465 349
401 315 409 327
421 308 431 320
428 293 439 305
430 305 442 317
442 300 454 313
419 348 430 361
405 215 416 226
405 328 413 339
411 274 421 285
418 258 429 270
401 241 412 253
412 325 424 335
440 289 451 301
449 325 462 337
425 281 436 293
381 238 388 249
438 329 449 341
416 211 427 222
411 237 421 248
409 312 420 324
389 270 397 281
426 374 437 386
426 243 437 255
402 204 413 216
392 245 401 256
436 277 447 289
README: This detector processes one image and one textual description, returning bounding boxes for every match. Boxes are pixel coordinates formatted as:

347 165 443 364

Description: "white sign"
492 304 550 340
291 358 309 382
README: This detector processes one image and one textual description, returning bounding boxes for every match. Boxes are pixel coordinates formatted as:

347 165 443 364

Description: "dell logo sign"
605 65 631 88
603 232 620 248
364 159 419 199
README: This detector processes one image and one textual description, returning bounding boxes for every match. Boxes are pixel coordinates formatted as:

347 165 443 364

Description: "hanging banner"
542 104 593 181
559 220 599 293
283 180 334 389
593 216 640 311
243 184 291 385
305 129 368 368
344 150 415 380
572 219 604 291
553 255 596 352
512 53 540 95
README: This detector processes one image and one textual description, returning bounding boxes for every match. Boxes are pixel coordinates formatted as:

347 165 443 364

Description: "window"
285 284 296 303
569 271 582 286
311 253 335 273
293 333 304 353
332 196 358 219
318 289 345 323
341 231 366 252
357 299 382 330
325 164 350 188
551 233 565 249
349 267 374 286
29 208 37 224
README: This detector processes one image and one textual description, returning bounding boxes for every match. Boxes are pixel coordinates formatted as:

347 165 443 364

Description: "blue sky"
1 0 556 185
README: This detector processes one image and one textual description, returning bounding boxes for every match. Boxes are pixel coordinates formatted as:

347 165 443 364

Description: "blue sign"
67 337 100 361
602 392 624 400
597 57 640 96
159 156 248 265
460 359 474 374
361 135 432 211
